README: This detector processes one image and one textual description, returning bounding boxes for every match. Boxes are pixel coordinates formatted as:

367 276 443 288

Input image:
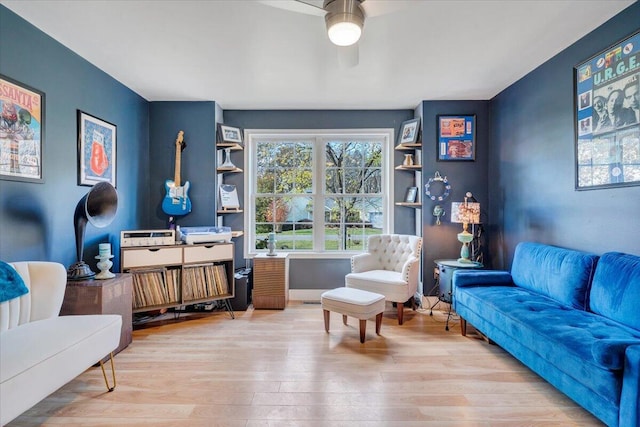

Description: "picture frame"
574 29 640 190
77 110 117 187
219 184 240 209
218 123 243 144
437 115 476 161
0 74 45 183
398 118 420 144
404 186 418 203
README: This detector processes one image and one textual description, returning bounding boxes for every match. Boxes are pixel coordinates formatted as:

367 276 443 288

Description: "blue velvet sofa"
452 242 640 427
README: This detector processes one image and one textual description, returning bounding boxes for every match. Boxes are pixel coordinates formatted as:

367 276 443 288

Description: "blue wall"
419 100 490 286
489 2 640 269
148 102 218 229
0 6 149 272
223 110 417 288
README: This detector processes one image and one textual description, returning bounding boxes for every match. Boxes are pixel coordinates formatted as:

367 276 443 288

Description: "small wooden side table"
252 253 289 309
61 274 133 355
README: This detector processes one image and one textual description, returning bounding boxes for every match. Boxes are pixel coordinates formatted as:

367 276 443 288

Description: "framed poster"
78 110 116 187
0 75 45 183
574 30 640 190
437 115 476 161
219 184 240 209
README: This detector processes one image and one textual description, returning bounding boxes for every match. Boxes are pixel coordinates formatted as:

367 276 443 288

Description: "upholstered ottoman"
321 287 385 343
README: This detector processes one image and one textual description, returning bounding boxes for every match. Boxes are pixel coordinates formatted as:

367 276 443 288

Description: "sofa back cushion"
0 262 66 332
589 252 640 331
510 242 598 310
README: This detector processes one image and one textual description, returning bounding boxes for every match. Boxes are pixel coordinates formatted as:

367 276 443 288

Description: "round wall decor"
425 171 451 202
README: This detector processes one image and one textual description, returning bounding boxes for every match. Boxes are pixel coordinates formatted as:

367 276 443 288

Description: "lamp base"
67 261 95 281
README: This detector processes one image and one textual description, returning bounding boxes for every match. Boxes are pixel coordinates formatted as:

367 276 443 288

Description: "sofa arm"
453 270 513 288
620 345 640 427
351 253 379 273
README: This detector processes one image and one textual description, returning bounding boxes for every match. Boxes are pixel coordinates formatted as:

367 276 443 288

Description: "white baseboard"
289 289 329 302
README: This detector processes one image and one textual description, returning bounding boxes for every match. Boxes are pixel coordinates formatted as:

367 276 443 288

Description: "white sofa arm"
9 262 67 323
351 253 379 273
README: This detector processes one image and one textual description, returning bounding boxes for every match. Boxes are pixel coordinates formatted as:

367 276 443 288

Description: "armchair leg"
99 352 116 392
397 303 404 325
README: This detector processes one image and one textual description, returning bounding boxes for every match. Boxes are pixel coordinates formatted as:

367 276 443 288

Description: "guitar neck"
174 143 181 187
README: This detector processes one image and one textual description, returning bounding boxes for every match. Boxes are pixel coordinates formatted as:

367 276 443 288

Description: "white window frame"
244 128 395 259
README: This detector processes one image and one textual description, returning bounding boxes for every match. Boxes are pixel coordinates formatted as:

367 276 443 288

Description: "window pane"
344 142 364 167
325 168 342 194
362 168 382 194
345 168 363 193
256 169 275 193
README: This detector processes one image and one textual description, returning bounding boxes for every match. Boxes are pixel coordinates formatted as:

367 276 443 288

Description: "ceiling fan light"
327 21 362 46
324 0 365 47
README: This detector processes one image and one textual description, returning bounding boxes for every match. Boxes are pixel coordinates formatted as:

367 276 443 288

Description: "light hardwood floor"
9 301 603 426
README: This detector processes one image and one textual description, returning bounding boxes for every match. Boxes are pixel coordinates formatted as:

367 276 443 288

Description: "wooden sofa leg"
397 303 404 325
99 352 117 392
460 318 467 336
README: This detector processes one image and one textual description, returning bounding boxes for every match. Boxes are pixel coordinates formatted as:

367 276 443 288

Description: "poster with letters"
575 30 640 189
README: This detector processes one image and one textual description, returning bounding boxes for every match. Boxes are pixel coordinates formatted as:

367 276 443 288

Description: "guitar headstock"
175 130 186 150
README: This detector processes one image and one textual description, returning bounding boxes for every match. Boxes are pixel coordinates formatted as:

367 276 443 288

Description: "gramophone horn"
68 182 118 280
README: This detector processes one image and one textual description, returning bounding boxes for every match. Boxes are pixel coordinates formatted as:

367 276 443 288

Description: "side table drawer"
183 244 233 264
122 247 182 269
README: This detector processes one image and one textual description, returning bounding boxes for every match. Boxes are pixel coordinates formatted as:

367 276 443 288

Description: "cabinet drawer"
122 247 182 269
183 244 233 263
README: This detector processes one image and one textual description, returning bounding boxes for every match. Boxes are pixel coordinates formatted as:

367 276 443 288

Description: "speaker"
67 182 118 280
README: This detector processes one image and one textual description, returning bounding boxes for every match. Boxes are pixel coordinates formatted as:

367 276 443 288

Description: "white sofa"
0 261 122 426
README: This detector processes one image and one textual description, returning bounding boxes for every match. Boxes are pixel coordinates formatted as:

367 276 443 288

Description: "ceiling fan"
258 0 403 67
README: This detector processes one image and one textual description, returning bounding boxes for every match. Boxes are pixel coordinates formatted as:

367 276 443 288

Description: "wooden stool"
321 287 385 343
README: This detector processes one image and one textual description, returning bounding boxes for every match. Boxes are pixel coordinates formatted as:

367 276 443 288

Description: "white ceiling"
2 0 635 110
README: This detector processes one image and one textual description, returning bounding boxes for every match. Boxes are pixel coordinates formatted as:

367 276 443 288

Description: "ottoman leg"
323 309 330 333
343 315 348 326
359 319 367 343
375 312 382 335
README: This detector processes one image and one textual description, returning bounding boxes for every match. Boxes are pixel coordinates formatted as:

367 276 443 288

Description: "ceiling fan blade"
360 0 409 18
337 44 359 68
257 0 326 17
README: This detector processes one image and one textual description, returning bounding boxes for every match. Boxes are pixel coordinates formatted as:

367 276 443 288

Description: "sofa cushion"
454 285 640 401
0 315 121 383
510 242 598 310
346 270 408 301
589 252 640 332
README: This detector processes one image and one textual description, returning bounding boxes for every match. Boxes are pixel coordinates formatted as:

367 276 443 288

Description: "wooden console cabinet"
120 242 235 313
61 274 133 355
252 253 289 309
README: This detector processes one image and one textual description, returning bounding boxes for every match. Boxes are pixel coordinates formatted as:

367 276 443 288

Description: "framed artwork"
574 30 640 190
77 110 116 187
398 118 420 144
218 124 243 144
219 184 240 209
437 115 476 161
404 186 418 203
0 75 45 183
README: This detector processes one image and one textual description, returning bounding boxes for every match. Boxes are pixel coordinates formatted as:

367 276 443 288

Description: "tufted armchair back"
0 262 67 332
366 234 422 272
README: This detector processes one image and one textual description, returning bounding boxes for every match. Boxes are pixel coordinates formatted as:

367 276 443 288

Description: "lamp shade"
451 202 480 224
325 0 365 47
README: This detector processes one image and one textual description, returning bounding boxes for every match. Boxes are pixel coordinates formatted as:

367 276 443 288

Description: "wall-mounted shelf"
395 164 422 171
217 142 243 150
394 142 422 150
217 166 243 173
395 202 421 208
231 231 244 238
217 208 243 214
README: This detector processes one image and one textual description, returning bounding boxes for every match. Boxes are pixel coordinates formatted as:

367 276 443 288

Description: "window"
245 129 394 257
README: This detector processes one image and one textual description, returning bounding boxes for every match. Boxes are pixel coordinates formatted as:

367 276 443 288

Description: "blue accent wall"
148 102 217 229
489 2 640 269
0 6 149 272
419 101 490 288
223 110 416 288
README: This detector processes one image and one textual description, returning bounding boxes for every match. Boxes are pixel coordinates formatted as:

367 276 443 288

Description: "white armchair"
345 234 422 325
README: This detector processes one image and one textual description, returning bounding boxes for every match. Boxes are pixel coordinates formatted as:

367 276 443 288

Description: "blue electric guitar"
162 131 192 216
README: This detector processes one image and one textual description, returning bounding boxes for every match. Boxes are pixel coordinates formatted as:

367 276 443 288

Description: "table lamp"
451 192 480 263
